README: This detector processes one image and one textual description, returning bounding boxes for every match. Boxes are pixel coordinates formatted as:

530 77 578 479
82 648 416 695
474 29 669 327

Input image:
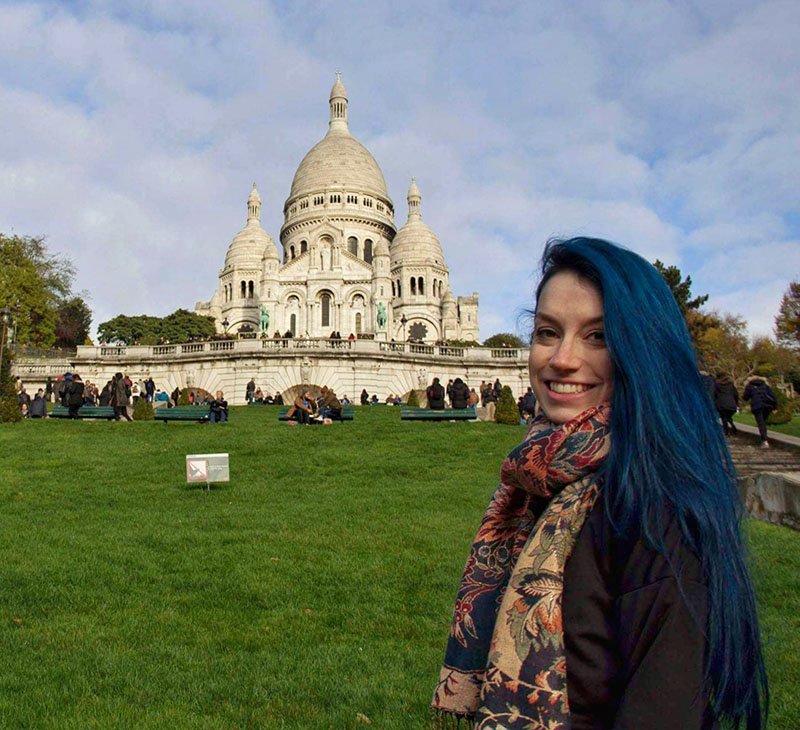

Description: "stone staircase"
727 433 800 476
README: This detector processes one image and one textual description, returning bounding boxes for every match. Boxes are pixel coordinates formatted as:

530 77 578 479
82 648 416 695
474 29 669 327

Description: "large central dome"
287 75 389 201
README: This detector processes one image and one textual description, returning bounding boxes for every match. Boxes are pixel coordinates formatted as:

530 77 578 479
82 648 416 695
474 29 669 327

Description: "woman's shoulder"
574 498 706 597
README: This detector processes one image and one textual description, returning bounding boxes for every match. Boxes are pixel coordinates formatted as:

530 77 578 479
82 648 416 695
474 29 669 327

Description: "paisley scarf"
432 404 611 729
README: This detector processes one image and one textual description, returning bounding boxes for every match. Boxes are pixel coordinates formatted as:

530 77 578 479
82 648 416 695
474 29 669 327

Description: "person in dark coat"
360 389 369 405
714 373 739 436
521 387 537 420
426 377 446 410
111 372 132 421
450 377 470 409
30 389 47 418
743 377 777 447
66 374 85 419
208 390 228 424
58 373 73 407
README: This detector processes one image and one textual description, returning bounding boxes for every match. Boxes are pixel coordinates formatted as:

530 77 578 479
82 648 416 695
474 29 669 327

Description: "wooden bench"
50 405 116 420
400 406 478 421
158 407 210 423
278 406 354 422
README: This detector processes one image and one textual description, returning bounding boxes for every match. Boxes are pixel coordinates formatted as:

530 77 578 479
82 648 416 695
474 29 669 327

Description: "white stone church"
194 74 479 343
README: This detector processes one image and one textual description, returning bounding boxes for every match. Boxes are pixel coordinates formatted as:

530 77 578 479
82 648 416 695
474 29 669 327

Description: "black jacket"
743 380 775 412
451 379 470 409
563 500 717 729
427 382 446 409
713 380 739 411
67 381 84 407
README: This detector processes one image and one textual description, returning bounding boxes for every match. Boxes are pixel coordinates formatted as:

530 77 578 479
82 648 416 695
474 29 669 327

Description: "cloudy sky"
1 0 798 341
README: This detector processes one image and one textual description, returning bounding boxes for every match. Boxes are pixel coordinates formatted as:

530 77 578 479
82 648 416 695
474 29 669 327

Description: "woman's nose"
549 337 580 370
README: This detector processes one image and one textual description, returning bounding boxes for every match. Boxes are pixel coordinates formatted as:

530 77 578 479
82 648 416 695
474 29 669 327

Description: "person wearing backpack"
743 376 778 448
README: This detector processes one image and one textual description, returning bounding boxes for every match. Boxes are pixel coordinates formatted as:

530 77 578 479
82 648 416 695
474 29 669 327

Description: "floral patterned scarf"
432 404 611 729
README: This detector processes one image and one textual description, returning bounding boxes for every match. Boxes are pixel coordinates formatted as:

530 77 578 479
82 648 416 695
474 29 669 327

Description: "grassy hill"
1 407 796 728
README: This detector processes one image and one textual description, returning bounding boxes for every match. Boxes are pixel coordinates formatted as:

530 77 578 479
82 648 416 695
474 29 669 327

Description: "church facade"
194 75 479 344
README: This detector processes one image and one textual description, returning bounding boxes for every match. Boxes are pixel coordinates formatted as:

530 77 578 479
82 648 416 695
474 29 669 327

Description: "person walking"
743 376 777 448
714 373 739 436
66 374 85 419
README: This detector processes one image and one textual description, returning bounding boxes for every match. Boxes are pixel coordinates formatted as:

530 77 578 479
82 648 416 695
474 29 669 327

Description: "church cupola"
247 182 261 223
329 71 349 134
407 177 422 220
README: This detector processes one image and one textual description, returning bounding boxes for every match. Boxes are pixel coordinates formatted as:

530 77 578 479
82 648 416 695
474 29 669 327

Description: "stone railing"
75 339 526 362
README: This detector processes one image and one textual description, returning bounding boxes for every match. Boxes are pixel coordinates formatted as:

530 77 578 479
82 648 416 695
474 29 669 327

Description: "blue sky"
1 0 798 340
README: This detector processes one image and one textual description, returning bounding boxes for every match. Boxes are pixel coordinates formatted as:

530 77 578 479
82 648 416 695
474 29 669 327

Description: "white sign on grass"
186 453 230 484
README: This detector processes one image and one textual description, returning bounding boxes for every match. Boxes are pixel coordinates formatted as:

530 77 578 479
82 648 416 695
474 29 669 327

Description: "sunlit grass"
0 407 796 728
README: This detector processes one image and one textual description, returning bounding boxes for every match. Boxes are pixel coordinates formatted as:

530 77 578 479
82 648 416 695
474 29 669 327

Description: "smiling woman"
432 238 767 729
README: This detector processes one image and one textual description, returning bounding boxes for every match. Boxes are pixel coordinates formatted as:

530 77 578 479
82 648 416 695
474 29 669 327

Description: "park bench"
400 406 478 421
278 406 354 422
158 407 210 423
50 405 116 420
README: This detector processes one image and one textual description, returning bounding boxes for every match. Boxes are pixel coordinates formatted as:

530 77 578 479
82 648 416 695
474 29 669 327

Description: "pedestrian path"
727 425 800 476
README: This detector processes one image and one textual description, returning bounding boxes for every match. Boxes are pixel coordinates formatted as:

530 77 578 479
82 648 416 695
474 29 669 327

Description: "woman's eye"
534 327 558 340
587 330 606 343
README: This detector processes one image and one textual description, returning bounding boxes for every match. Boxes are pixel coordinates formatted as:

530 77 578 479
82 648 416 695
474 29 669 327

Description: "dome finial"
407 177 422 220
247 183 261 224
329 72 349 134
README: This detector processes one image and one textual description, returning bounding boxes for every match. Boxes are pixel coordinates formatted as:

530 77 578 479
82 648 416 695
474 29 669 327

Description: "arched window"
391 281 396 297
418 277 424 295
290 313 296 336
355 312 362 334
364 239 373 263
248 281 254 298
397 279 402 297
290 245 296 259
300 240 308 254
321 293 331 328
240 281 246 299
348 236 358 255
411 278 417 295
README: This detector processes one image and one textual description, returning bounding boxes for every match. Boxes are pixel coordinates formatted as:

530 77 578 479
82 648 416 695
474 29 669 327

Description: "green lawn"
1 407 797 728
734 412 800 438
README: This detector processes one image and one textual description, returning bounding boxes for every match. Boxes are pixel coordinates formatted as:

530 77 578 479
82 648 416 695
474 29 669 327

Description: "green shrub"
178 388 190 406
406 389 420 407
494 385 519 425
0 352 21 423
132 398 154 421
768 389 793 425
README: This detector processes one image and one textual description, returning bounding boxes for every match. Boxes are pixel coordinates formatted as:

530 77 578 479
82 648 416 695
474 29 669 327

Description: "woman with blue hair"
433 238 767 729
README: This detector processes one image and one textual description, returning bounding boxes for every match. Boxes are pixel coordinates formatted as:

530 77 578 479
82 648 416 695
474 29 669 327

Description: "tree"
55 296 93 349
653 260 709 315
494 385 520 425
97 310 216 345
0 233 76 348
483 333 525 349
775 281 800 350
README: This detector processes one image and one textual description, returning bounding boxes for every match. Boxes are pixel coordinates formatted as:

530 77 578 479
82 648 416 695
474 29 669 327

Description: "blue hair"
536 237 767 728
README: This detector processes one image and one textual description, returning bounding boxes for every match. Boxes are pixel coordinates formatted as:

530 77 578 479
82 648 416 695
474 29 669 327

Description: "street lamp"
0 306 10 373
400 314 408 342
221 317 230 336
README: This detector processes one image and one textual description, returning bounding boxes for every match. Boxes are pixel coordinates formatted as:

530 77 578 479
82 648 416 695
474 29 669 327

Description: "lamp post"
400 314 408 342
221 317 230 336
0 306 10 374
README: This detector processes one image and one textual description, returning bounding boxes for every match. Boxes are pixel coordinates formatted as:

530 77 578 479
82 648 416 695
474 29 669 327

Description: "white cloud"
0 0 797 345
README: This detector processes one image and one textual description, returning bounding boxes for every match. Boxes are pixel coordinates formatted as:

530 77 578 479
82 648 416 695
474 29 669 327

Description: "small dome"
224 221 277 269
442 288 456 303
391 179 445 265
374 238 390 257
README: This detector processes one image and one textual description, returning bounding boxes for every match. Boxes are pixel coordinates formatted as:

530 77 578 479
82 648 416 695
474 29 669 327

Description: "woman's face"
529 271 613 424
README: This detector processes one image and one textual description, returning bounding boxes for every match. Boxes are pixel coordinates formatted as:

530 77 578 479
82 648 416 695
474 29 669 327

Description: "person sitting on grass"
208 391 228 424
